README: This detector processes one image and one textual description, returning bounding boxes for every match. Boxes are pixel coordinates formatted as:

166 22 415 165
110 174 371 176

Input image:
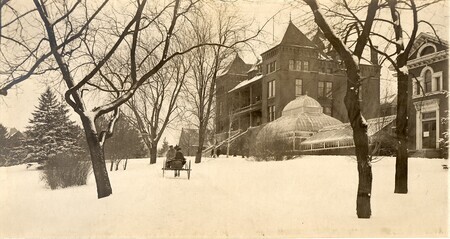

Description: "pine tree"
158 137 169 157
24 88 82 163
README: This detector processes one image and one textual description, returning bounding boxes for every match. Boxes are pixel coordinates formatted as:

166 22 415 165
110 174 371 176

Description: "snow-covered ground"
0 155 447 238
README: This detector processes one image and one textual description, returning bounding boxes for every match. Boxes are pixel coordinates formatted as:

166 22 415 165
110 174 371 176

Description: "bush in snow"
40 152 91 189
251 128 292 161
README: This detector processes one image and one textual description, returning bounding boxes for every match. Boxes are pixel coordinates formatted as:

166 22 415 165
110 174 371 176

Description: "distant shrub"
251 128 293 161
40 152 92 189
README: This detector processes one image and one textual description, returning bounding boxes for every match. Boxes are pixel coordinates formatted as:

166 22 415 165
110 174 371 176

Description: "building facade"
215 22 381 138
407 33 448 156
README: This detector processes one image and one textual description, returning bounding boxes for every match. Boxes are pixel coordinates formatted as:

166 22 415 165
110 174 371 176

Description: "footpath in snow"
0 155 447 238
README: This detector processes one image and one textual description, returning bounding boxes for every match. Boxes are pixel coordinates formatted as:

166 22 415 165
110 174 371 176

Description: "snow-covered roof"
381 94 397 104
228 75 263 93
247 58 262 73
360 58 374 66
301 115 396 145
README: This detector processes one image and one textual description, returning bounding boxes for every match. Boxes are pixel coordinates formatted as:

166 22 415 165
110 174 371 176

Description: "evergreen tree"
158 137 169 157
24 88 82 163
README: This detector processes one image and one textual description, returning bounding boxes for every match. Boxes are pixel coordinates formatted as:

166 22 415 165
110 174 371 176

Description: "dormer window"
421 46 435 56
418 43 437 57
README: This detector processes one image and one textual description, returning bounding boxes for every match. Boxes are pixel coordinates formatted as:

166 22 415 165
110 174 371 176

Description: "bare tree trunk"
81 116 112 198
344 70 372 218
395 68 408 193
388 0 416 194
115 159 121 171
304 0 378 219
110 160 114 171
123 158 128 170
150 144 158 164
195 122 206 163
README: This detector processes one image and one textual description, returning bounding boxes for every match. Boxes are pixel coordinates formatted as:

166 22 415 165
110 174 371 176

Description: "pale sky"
0 0 448 146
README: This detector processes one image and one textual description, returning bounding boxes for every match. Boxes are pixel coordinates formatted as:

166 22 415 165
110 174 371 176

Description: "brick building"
406 33 448 157
215 22 381 139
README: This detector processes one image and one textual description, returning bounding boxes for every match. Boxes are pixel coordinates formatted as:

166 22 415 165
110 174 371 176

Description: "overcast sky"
0 0 448 146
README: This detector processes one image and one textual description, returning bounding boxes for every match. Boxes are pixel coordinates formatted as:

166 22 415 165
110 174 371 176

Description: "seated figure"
171 146 186 177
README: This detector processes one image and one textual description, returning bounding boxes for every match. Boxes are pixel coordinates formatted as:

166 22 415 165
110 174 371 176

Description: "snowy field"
0 155 447 238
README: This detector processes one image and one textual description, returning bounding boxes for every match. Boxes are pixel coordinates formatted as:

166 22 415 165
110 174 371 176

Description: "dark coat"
175 151 185 161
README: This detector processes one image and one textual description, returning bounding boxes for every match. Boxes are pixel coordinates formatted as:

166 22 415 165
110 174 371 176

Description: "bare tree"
0 0 246 198
182 2 268 164
326 0 443 193
124 58 189 164
369 0 442 193
302 0 379 218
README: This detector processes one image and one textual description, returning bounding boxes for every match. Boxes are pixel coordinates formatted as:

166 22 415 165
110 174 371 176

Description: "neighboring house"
406 33 448 158
215 21 381 137
178 128 214 156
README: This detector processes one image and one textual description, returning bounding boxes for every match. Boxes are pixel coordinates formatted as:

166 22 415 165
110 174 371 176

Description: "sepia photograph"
0 0 448 238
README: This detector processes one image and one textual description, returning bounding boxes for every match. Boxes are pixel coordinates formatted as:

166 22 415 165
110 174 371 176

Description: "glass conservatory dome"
257 95 342 140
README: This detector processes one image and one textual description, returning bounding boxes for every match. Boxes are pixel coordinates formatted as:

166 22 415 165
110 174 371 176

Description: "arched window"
420 46 435 56
418 43 436 57
424 69 432 93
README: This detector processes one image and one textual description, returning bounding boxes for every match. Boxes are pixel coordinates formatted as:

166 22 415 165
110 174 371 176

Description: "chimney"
371 46 379 65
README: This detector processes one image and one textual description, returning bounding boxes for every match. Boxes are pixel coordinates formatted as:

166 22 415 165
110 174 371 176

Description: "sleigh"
162 159 192 179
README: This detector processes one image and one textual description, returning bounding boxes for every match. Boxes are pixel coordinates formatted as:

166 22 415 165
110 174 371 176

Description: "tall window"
295 79 303 97
325 82 333 98
415 81 421 95
318 81 324 97
318 81 332 98
303 61 309 71
268 61 277 73
268 80 276 98
289 60 308 71
296 60 301 71
358 85 363 101
424 69 432 93
289 60 294 71
433 76 441 91
268 105 275 122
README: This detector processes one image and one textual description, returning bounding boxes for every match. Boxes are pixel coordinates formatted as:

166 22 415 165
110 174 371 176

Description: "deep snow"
0 155 447 238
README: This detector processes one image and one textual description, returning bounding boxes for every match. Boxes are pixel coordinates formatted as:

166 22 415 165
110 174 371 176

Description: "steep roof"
409 32 449 59
217 54 252 77
312 29 327 51
280 21 316 48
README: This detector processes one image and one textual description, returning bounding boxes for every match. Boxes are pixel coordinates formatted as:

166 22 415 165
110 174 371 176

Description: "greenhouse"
256 95 342 151
300 115 396 152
